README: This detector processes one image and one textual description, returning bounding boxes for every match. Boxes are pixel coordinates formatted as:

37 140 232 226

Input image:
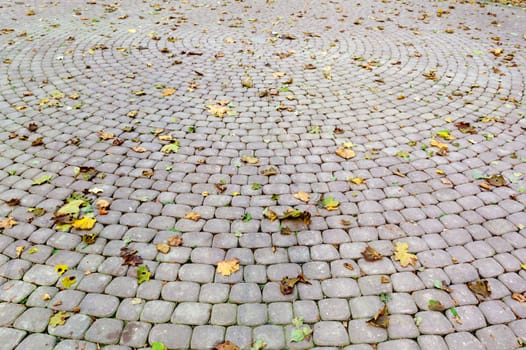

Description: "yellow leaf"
162 88 176 96
55 264 69 275
156 243 170 254
336 147 355 160
72 217 96 230
97 130 115 140
430 139 448 150
158 134 173 141
217 258 240 276
184 212 201 221
436 169 445 175
208 104 229 118
132 146 147 153
521 263 526 270
16 246 25 258
293 191 311 202
49 311 70 327
323 196 340 211
0 217 17 229
61 275 77 289
262 207 278 222
349 177 366 185
241 155 259 164
393 242 418 267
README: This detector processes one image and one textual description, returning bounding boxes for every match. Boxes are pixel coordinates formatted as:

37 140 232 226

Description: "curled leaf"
71 217 96 230
262 207 278 222
467 279 491 298
367 304 389 329
241 155 259 164
486 174 506 187
280 274 311 295
293 191 311 202
362 245 383 262
336 147 355 159
184 212 201 221
0 217 17 229
156 243 170 254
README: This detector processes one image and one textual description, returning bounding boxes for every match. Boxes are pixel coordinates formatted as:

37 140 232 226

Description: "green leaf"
137 265 151 284
243 213 252 222
27 247 39 254
271 194 280 201
396 151 410 160
414 316 422 327
292 317 303 328
8 169 16 176
152 342 167 350
250 339 266 350
322 196 340 210
433 280 444 289
380 292 391 303
251 183 262 190
32 175 52 185
449 307 460 318
161 141 179 154
290 328 306 342
49 311 70 327
428 299 445 311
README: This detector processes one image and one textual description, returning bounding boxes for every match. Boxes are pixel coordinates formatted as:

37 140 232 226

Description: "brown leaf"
96 199 110 215
467 279 491 298
142 170 154 178
215 183 226 193
120 247 143 266
15 245 25 258
215 341 240 350
511 293 526 303
167 235 183 247
132 146 147 153
367 304 389 328
293 191 311 203
185 212 201 221
98 130 115 140
486 174 506 187
31 137 44 146
343 263 355 270
362 245 383 262
112 138 124 146
262 207 278 222
381 276 390 284
156 243 170 254
261 167 278 176
6 198 20 206
454 121 477 134
162 88 176 96
217 258 240 276
27 122 38 132
280 274 311 295
0 217 17 229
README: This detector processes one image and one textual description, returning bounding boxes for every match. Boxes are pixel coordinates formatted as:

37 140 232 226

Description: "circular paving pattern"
0 0 526 349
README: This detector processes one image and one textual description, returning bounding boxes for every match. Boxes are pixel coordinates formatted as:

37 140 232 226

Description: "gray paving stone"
0 327 26 350
79 293 119 317
191 325 225 349
149 324 192 349
477 324 521 350
211 303 237 326
229 283 262 303
0 303 26 326
225 326 252 350
318 298 350 321
377 339 420 350
120 321 151 348
13 307 52 332
415 311 454 335
348 319 387 344
48 313 92 340
314 321 350 347
161 281 200 302
140 300 175 323
172 302 211 325
15 333 56 350
445 332 485 350
387 314 420 339
417 335 448 350
116 298 144 321
84 318 123 345
237 303 267 326
0 281 35 303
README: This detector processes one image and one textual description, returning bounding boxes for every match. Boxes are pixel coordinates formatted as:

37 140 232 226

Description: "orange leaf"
336 147 355 159
184 212 201 221
216 258 240 276
162 88 176 96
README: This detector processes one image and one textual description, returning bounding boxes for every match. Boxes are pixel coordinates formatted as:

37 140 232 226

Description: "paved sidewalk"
0 0 525 349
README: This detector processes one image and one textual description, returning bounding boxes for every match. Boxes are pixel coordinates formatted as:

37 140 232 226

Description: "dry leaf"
71 217 96 230
215 340 240 350
262 207 278 222
261 167 278 176
156 243 170 254
367 304 389 328
0 217 17 229
97 130 115 140
241 155 259 164
393 242 418 267
120 248 143 266
343 263 354 270
336 147 355 159
15 245 25 258
168 236 183 247
280 274 311 295
162 88 176 96
486 174 506 187
132 146 147 153
430 139 448 151
32 137 44 146
49 311 70 327
511 293 526 303
96 199 110 215
467 279 491 298
6 198 20 206
217 258 240 276
362 245 383 262
322 196 340 211
381 276 390 284
349 177 366 185
293 192 311 202
185 212 201 221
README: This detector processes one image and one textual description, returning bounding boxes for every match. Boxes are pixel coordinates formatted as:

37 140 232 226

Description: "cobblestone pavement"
0 0 525 349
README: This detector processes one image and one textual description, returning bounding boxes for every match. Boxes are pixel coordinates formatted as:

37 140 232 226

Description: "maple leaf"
280 274 311 295
362 245 383 262
49 311 70 327
184 212 201 221
217 258 240 276
393 242 418 267
57 199 86 216
208 104 229 118
293 191 311 202
161 141 179 154
156 243 170 254
262 207 278 222
32 174 52 185
97 130 115 140
0 217 17 229
241 155 259 164
336 147 355 159
322 196 340 211
71 217 96 230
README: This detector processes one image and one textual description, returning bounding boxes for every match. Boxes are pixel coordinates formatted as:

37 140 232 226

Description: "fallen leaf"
362 245 383 262
430 139 448 151
322 196 340 211
97 130 115 140
88 187 104 195
96 199 110 215
367 304 389 328
168 236 183 247
71 217 96 230
241 155 259 164
436 130 454 140
158 134 172 141
208 104 229 118
28 207 46 216
156 243 170 254
215 341 240 350
262 207 278 222
381 276 390 284
280 208 311 225
428 299 445 311
511 293 526 303
49 311 70 327
217 258 240 276
0 217 17 229
152 342 167 350
343 263 355 270
293 192 311 203
61 275 77 289
32 175 52 185
250 339 266 350
27 247 39 254
336 147 355 159
349 177 366 185
161 141 179 154
290 325 313 343
137 265 151 284
31 137 44 146
132 146 147 153
467 279 491 298
42 293 51 301
81 233 98 245
121 247 143 266
185 212 201 221
15 245 25 258
455 121 477 134
280 274 311 295
27 122 38 132
393 242 418 267
261 167 278 176
162 88 176 96
486 174 506 187
6 198 20 206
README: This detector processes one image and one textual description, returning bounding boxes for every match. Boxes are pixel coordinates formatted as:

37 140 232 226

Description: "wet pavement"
0 0 526 349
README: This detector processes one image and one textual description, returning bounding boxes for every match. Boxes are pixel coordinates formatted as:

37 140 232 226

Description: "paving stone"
15 333 56 350
417 335 448 350
0 302 26 326
211 303 238 326
116 298 144 321
293 300 320 323
120 321 151 348
478 300 516 325
149 324 192 349
84 318 123 345
391 272 425 292
191 325 225 349
13 307 52 332
476 325 519 350
0 281 35 303
140 300 175 323
445 332 485 350
358 275 393 295
161 281 200 302
48 313 92 340
313 321 350 347
387 314 420 339
172 302 211 325
199 283 230 303
79 293 119 317
377 339 419 350
415 311 454 335
237 303 267 326
348 319 387 344
0 327 26 349
318 298 350 321
229 283 262 303
413 289 454 311
386 293 418 314
178 263 215 283
225 326 252 350
49 290 85 311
